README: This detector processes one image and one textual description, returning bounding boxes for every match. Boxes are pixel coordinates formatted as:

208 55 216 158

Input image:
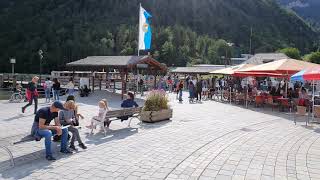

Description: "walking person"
52 78 61 101
178 80 184 102
174 76 179 92
66 78 75 96
202 79 208 100
138 78 144 96
196 79 203 102
44 77 53 103
167 76 173 93
22 76 39 114
188 81 195 103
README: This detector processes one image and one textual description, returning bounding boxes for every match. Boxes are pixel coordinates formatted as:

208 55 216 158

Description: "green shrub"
143 90 169 111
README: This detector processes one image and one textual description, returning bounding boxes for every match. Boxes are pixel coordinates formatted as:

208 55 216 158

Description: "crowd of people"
20 74 319 161
151 74 318 109
154 75 219 102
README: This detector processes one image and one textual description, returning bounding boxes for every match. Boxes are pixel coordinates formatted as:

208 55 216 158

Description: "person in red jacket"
22 76 39 114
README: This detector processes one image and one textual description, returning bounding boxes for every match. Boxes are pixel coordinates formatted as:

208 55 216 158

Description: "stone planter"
140 109 173 123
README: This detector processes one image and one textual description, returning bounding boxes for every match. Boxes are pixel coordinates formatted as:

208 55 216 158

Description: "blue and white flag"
138 5 152 50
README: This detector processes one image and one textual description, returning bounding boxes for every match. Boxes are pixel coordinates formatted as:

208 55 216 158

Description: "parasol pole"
246 77 249 108
229 83 232 104
312 79 315 122
285 71 288 98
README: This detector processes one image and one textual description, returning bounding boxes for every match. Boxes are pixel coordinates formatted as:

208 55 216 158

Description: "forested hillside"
0 0 318 73
278 0 320 29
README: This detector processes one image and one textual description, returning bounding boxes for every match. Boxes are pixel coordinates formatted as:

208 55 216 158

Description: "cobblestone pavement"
1 91 320 180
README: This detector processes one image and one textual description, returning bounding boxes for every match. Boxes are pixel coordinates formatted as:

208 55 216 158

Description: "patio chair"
291 98 299 112
223 90 230 102
255 95 264 107
293 106 309 126
279 99 291 112
246 93 254 106
266 96 278 111
313 105 320 123
236 93 246 105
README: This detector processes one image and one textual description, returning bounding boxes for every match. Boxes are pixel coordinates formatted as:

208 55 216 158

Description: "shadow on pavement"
0 143 74 179
84 127 138 145
59 90 145 109
139 120 172 130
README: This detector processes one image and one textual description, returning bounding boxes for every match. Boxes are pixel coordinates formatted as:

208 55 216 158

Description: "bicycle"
9 90 26 103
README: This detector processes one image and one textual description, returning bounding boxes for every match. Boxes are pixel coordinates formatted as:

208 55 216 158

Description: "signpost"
38 50 43 83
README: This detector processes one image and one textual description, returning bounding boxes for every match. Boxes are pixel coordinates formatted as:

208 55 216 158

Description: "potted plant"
140 90 173 122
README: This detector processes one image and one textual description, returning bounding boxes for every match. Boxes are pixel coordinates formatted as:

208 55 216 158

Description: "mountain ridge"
0 0 318 73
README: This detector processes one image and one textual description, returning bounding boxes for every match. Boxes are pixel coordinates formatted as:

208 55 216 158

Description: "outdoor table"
273 96 283 101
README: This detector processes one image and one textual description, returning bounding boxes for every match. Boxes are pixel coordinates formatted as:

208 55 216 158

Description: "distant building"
231 54 253 65
170 64 227 75
243 53 288 65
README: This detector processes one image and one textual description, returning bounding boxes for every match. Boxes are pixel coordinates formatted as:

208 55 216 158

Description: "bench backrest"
123 107 142 116
105 109 125 118
105 107 142 118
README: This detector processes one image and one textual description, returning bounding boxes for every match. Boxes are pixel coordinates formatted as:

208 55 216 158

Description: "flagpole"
138 3 141 57
137 3 141 95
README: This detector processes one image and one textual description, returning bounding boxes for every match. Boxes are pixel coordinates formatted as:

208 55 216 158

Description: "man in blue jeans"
31 101 72 161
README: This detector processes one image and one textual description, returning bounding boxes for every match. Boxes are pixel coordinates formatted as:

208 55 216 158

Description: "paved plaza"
1 91 320 180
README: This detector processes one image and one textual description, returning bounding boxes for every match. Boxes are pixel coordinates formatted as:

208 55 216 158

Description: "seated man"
80 85 91 97
119 92 139 121
30 101 72 161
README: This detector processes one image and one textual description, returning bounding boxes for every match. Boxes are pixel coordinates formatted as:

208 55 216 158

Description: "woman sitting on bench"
59 100 87 151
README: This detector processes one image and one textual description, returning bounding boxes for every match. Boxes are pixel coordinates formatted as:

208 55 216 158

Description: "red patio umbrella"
303 67 320 80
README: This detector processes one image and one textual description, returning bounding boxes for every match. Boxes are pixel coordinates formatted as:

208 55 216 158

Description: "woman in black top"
52 78 61 101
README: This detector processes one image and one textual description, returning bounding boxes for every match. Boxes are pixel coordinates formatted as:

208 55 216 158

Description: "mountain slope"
278 0 320 28
0 0 318 73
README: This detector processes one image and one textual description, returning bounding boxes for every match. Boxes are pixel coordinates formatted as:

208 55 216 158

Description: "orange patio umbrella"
234 58 320 76
210 64 255 75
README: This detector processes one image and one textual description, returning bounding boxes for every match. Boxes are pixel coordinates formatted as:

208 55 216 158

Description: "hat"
53 101 67 110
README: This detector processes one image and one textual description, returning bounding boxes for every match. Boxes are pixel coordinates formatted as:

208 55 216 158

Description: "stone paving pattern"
1 91 320 180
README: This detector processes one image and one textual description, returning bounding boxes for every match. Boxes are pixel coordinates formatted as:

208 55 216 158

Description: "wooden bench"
92 107 142 136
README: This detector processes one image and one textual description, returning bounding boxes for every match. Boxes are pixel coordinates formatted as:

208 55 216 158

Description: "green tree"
303 52 320 64
277 47 301 59
161 41 176 65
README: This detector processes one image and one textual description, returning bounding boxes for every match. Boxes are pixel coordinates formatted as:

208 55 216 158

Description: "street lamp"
10 58 16 76
225 42 234 67
38 49 43 82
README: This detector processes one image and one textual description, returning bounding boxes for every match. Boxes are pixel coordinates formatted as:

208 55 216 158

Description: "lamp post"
225 42 234 66
38 49 43 83
10 58 16 88
10 58 16 76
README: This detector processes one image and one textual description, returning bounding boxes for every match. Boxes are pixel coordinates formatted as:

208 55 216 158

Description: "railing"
0 88 12 100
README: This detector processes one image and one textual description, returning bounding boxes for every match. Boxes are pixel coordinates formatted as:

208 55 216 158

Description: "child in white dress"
86 101 108 134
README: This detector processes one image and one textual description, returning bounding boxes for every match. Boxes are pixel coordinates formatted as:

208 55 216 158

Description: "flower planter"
140 108 173 123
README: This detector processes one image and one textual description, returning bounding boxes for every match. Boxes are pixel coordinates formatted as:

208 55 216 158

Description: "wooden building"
66 56 167 99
